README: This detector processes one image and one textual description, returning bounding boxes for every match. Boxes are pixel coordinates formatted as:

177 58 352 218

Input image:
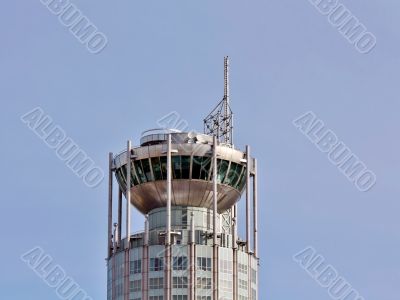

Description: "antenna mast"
204 56 233 145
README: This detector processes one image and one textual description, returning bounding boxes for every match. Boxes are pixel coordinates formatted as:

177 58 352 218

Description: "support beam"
164 134 172 300
108 152 113 258
142 216 149 300
166 134 172 246
246 145 251 253
212 135 219 300
124 141 132 300
232 204 238 300
126 140 132 248
118 188 122 248
253 159 258 257
189 213 195 300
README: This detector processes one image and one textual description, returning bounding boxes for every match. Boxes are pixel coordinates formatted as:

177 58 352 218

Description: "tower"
107 57 259 300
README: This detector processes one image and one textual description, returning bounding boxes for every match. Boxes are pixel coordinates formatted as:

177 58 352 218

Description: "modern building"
106 58 259 300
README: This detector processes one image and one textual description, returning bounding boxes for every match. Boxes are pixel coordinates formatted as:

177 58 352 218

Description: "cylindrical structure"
107 130 259 300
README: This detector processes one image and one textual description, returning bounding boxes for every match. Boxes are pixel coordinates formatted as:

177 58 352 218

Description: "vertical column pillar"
189 212 195 300
118 188 122 249
232 204 238 300
253 159 258 258
245 145 251 253
108 152 113 258
142 216 149 300
212 136 219 300
124 141 132 300
164 134 172 300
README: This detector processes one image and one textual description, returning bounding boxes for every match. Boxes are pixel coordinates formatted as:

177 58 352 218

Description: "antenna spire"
203 57 234 145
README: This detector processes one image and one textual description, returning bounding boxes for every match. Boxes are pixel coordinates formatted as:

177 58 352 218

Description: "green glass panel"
160 156 167 179
200 157 212 180
237 167 247 190
141 158 153 181
192 156 202 179
134 160 147 184
181 156 190 179
172 156 181 179
151 157 163 180
233 165 244 189
217 159 229 183
225 162 241 186
130 164 139 186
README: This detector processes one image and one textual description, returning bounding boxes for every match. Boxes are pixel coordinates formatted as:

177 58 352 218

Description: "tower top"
203 57 234 146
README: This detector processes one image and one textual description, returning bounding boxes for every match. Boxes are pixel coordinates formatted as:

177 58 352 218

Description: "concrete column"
245 145 251 253
118 188 122 249
108 152 113 258
142 216 149 300
124 141 132 300
253 159 258 258
212 136 219 300
164 134 172 300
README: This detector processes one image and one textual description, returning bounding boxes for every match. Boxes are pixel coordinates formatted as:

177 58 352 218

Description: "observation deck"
112 129 253 214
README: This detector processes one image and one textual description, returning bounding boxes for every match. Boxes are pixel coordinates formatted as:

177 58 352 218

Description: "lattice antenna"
203 57 233 145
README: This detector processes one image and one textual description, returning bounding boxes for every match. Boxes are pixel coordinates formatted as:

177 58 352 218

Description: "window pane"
225 162 241 187
192 156 202 179
217 160 229 183
200 157 211 180
233 165 244 189
237 167 247 190
160 156 167 179
130 164 139 186
181 156 190 179
151 157 163 180
134 160 147 184
172 156 181 179
141 158 153 181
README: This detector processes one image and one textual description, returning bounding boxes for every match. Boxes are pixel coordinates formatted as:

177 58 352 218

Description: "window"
192 156 212 180
149 296 163 300
173 296 188 300
134 160 147 183
130 260 141 274
141 158 153 181
173 256 188 270
181 156 190 179
196 277 212 289
220 260 232 274
251 268 257 284
252 289 257 300
217 159 229 183
196 297 211 300
149 277 163 289
172 156 182 179
130 279 141 292
151 157 163 180
237 168 247 191
150 257 164 271
239 279 248 290
238 263 248 275
160 156 167 179
172 276 188 288
224 162 241 186
192 156 202 179
197 257 212 271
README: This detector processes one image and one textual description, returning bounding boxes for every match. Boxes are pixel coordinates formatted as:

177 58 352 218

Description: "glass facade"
115 156 246 192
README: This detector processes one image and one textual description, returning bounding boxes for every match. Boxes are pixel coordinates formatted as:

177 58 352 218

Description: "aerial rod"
223 56 230 143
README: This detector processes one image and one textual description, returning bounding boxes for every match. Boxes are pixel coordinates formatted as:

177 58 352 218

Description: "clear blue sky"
1 0 399 299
